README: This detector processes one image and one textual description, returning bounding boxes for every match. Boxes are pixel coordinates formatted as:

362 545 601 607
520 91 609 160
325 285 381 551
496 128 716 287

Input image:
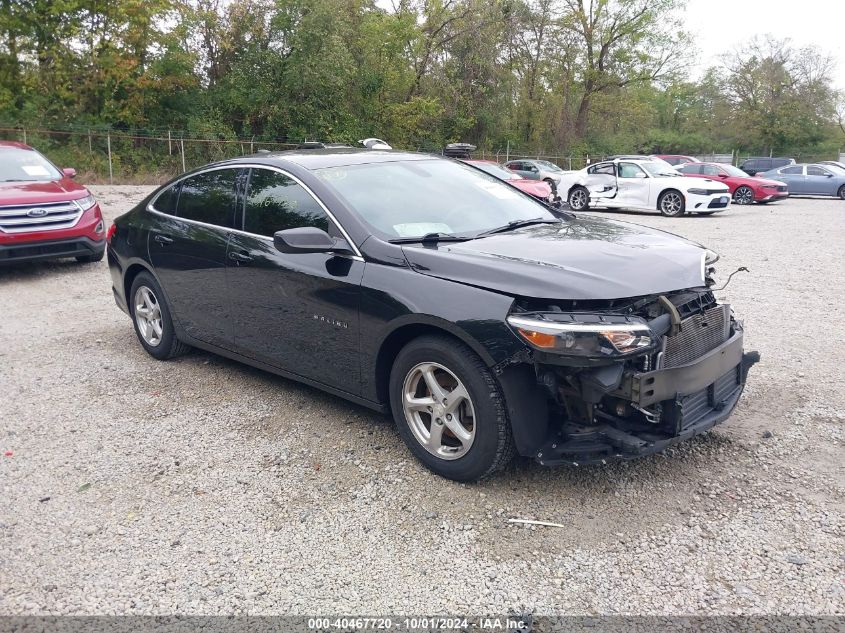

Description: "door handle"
154 234 173 245
228 251 253 264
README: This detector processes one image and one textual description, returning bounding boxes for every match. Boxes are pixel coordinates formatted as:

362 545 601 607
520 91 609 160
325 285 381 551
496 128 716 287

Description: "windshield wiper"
474 217 559 238
388 232 473 244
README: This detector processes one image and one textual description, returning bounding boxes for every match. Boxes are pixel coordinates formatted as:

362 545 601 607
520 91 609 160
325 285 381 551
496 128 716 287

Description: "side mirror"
62 168 77 179
718 173 728 178
826 173 834 177
273 227 351 255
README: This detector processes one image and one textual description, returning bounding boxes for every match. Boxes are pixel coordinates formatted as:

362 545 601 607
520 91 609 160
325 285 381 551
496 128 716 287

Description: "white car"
561 159 731 216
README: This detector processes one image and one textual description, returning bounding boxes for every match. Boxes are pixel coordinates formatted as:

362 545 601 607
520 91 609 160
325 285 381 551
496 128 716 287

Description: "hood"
511 179 551 197
402 216 709 300
0 179 88 205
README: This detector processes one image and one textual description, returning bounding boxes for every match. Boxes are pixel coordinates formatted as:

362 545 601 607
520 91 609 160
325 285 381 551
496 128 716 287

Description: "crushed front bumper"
534 326 752 466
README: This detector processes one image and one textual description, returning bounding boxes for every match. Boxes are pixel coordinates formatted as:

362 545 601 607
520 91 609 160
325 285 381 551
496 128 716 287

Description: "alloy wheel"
660 192 684 215
569 188 588 210
134 285 163 347
401 362 476 460
733 186 754 205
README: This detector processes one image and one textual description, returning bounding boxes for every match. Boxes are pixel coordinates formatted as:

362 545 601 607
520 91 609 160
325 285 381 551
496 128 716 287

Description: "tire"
389 335 515 481
567 186 590 211
543 177 558 194
733 186 754 205
129 272 190 360
838 185 845 200
658 189 685 217
76 249 104 263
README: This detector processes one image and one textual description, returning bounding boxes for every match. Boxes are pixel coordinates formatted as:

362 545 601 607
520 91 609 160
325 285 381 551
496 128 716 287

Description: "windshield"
721 164 750 177
316 159 556 240
640 161 680 177
468 161 519 181
0 146 63 182
535 160 563 172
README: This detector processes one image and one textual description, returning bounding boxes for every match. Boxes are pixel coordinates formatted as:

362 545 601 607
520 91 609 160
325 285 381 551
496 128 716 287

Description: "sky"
683 0 845 89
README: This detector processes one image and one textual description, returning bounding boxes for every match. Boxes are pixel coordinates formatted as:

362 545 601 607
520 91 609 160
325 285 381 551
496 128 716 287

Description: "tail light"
107 223 117 243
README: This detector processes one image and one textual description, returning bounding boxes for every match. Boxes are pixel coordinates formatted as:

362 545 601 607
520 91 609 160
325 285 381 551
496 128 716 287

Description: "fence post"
107 133 113 184
505 140 510 163
21 128 26 145
168 130 172 155
251 136 255 154
180 138 186 172
88 130 92 154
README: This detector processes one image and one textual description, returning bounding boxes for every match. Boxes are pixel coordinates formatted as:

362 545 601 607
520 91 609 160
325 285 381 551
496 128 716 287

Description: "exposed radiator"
662 304 730 368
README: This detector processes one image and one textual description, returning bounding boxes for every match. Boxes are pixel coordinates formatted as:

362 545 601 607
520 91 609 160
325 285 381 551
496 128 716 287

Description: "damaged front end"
503 288 757 466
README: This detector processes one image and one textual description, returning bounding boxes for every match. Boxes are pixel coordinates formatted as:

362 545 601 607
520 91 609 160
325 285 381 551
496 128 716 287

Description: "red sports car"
463 159 557 204
0 141 105 264
677 161 788 205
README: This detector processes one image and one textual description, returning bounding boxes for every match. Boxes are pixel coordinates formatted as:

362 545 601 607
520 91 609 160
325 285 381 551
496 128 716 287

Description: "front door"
805 165 836 194
615 162 651 208
147 167 242 349
226 167 364 395
776 165 807 193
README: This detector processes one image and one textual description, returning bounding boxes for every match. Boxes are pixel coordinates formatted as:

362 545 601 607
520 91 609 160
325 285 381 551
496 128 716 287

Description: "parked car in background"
108 149 751 480
738 157 795 176
560 158 731 216
463 159 557 204
758 163 845 199
504 159 565 191
0 141 105 265
606 155 679 173
655 154 699 166
677 162 788 205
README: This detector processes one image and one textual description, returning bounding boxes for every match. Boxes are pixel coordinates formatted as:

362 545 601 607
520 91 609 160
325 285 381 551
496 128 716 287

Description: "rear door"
225 167 364 393
777 165 806 193
148 167 242 348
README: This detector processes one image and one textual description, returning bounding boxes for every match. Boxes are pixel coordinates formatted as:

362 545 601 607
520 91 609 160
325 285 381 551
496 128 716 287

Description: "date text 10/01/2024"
307 617 529 630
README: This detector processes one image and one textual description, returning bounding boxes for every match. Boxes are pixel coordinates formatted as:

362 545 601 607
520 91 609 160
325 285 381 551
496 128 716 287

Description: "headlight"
704 249 720 265
74 194 97 211
687 188 710 196
507 315 655 357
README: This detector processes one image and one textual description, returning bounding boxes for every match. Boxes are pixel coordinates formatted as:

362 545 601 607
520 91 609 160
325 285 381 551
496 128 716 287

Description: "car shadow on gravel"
0 258 105 283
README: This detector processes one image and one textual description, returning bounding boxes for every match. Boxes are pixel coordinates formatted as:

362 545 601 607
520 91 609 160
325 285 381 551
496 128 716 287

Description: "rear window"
773 158 793 168
176 169 239 228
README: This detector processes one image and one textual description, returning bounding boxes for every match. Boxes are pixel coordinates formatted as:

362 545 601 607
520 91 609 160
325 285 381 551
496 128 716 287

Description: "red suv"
0 141 105 264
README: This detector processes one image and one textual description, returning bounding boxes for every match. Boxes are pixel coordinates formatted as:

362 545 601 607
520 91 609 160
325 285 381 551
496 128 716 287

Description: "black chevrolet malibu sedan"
107 149 753 481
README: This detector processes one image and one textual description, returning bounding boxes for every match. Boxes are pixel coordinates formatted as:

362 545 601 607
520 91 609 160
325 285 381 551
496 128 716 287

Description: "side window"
781 165 803 175
588 163 615 176
177 169 239 228
524 162 538 172
680 164 702 174
807 166 830 176
153 183 180 215
618 162 646 178
244 169 329 237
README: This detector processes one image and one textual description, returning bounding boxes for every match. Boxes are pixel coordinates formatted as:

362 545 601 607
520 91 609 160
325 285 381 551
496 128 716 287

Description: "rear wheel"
129 272 190 360
543 177 557 194
658 190 685 216
389 335 515 481
567 186 590 211
733 186 754 205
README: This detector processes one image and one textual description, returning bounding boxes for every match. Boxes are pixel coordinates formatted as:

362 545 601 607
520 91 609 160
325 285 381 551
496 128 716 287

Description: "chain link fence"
3 124 841 183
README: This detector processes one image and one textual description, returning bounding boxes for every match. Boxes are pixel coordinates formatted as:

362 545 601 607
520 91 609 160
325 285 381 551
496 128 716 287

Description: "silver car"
504 159 566 191
758 163 845 199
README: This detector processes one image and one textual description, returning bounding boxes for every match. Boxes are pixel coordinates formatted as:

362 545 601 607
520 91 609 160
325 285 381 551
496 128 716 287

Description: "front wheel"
567 186 590 211
838 185 845 200
658 190 685 216
733 186 754 205
389 336 515 481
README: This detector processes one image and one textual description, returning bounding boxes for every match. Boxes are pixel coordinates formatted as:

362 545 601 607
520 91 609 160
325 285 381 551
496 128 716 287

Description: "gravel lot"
1 187 843 616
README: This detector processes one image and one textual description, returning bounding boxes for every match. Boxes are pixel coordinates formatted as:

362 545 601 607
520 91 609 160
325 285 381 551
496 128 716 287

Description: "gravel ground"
1 187 843 616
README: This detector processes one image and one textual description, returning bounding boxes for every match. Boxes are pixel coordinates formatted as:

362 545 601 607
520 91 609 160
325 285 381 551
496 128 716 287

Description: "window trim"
147 163 363 259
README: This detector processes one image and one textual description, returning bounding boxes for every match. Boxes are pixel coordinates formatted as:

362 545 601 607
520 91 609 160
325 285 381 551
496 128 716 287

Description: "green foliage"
0 0 841 169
